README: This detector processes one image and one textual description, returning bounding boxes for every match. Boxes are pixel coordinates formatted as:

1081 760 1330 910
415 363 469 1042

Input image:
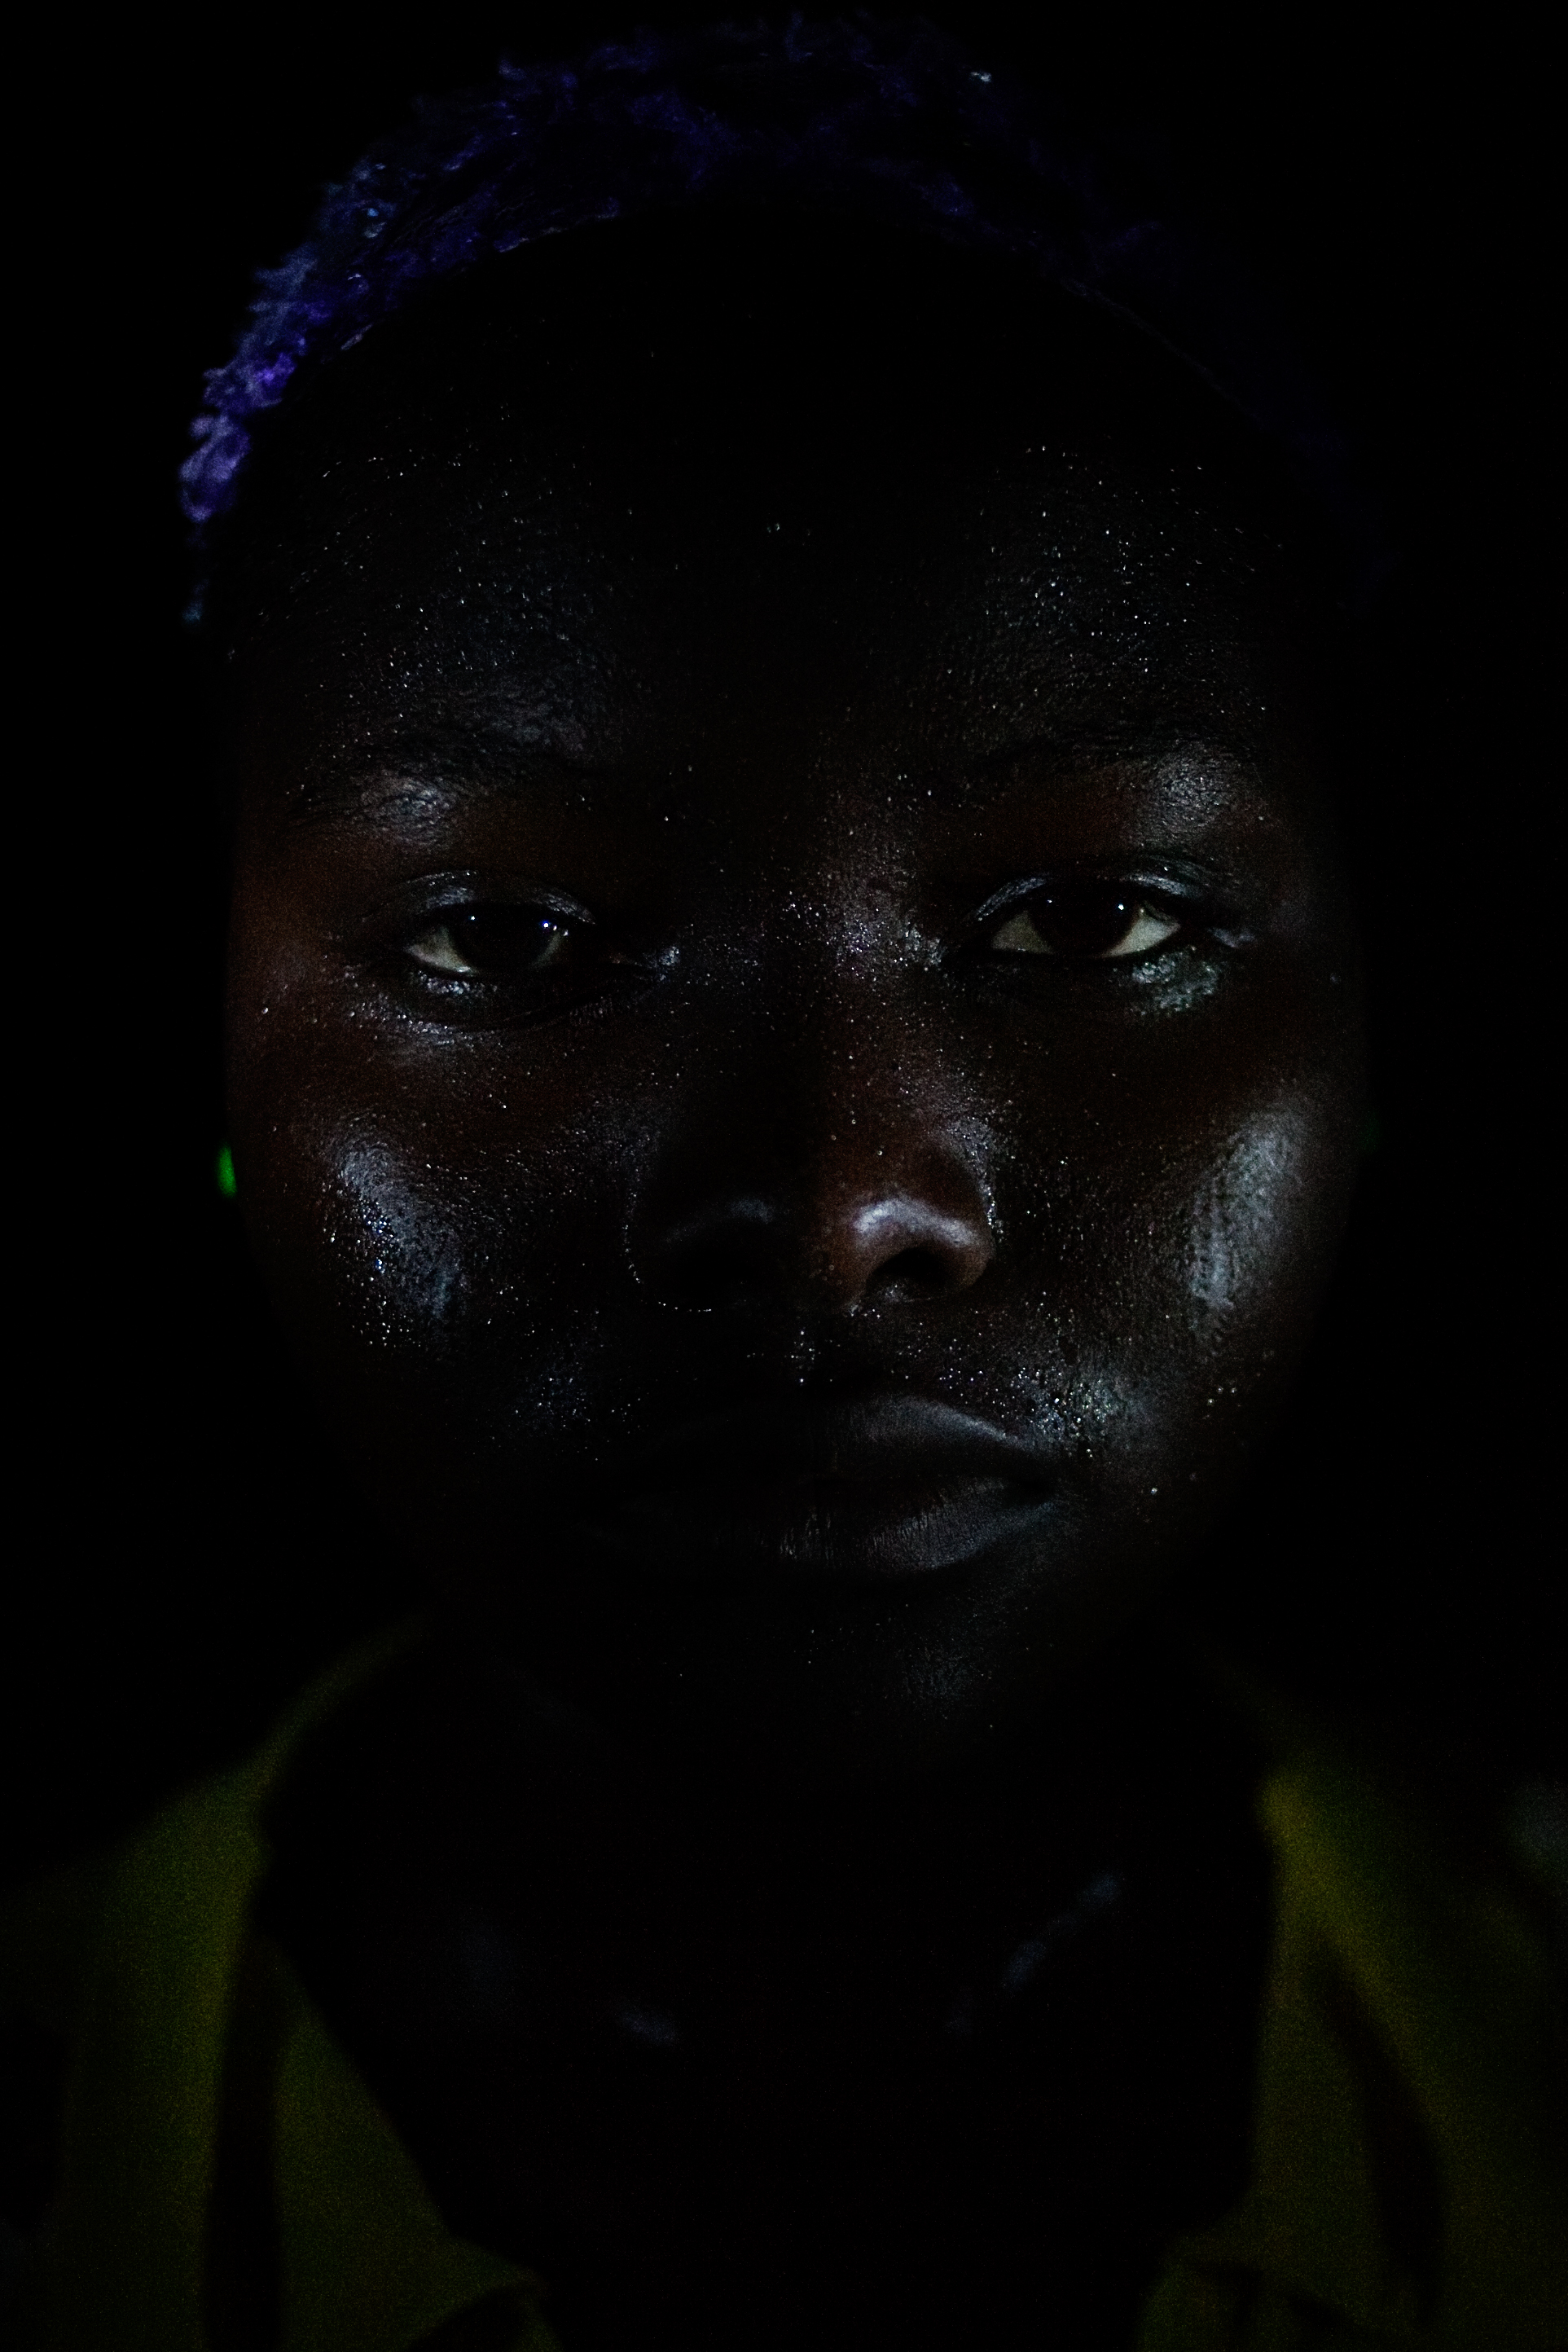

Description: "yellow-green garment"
2 1638 1564 2352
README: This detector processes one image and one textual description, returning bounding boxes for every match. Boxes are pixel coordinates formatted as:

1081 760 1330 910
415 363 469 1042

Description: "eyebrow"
981 723 1204 767
275 674 1270 832
280 718 615 827
951 717 1266 797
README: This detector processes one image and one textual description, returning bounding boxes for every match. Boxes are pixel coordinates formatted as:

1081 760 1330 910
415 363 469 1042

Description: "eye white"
989 903 1183 958
408 922 481 974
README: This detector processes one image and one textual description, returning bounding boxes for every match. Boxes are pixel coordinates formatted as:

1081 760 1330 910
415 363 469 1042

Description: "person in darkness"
3 24 1562 2351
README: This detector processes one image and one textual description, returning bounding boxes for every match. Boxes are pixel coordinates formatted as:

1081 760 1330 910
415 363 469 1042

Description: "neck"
269 1612 1258 2017
259 1611 1272 2348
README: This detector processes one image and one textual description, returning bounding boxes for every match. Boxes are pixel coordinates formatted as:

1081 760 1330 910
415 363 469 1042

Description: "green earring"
215 1144 238 1199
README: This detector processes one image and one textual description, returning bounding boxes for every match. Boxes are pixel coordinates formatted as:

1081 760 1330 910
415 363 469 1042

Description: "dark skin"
222 235 1364 2348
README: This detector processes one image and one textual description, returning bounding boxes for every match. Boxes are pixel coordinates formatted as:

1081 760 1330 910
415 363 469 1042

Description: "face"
224 301 1364 1784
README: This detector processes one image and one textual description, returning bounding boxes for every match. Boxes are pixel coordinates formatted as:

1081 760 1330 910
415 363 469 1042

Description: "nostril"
641 1199 785 1312
863 1246 961 1306
845 1198 992 1303
671 1238 779 1312
633 1167 993 1314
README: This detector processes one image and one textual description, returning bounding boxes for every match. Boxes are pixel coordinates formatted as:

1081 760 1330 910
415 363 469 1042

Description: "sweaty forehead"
228 437 1307 791
217 215 1329 800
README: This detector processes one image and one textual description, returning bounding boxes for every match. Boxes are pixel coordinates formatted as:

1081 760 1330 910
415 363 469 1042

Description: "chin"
427 1492 1187 1787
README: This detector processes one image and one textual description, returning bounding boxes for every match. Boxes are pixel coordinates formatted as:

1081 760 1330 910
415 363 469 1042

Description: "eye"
988 885 1183 960
406 905 573 978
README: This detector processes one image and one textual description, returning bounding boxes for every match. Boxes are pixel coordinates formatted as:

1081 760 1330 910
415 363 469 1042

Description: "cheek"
1141 1092 1346 1457
1184 1108 1323 1323
290 1137 490 1355
997 1066 1357 1490
226 1000 638 1423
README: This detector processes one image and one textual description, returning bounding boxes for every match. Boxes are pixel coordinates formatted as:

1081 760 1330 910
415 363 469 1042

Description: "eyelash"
382 873 1226 1020
978 880 1198 964
386 901 630 1022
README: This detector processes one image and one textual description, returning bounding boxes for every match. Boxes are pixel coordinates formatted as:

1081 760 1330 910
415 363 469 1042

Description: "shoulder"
1142 1718 1568 2350
1 1848 118 2323
0 1623 437 2336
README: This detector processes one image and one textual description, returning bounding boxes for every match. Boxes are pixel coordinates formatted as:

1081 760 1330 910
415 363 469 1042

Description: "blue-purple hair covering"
182 13 1382 609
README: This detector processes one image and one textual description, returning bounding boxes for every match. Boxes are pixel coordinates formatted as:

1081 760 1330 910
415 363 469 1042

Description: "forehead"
235 445 1305 757
220 218 1327 809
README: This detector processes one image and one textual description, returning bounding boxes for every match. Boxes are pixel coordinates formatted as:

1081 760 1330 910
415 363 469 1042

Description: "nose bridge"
672 870 912 1134
630 940 995 1313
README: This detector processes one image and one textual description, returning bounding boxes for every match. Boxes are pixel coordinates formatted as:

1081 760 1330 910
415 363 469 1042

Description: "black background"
7 8 1552 1885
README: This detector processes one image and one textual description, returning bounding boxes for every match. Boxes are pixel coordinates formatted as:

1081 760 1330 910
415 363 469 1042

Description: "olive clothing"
2 1638 1563 2351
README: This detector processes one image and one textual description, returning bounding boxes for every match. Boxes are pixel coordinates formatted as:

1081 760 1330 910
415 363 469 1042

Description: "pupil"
1035 887 1134 957
453 908 562 971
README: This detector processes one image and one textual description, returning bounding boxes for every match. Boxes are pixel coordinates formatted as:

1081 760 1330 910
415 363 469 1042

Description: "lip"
567 1396 1058 1581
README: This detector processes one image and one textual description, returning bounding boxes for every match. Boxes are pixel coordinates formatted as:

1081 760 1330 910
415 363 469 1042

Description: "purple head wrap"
182 15 1378 604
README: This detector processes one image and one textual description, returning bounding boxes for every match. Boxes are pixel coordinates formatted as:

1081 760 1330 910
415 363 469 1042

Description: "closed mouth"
569 1396 1057 1581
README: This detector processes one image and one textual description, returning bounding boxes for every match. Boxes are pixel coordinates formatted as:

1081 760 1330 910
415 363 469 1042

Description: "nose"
633 1138 995 1314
